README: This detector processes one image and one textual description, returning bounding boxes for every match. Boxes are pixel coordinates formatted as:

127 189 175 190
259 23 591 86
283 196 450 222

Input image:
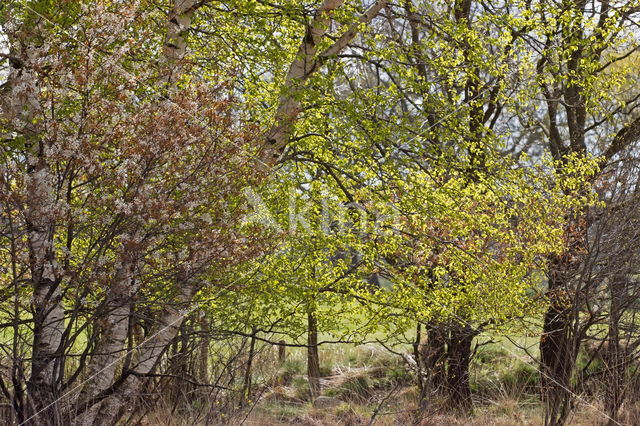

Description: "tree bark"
278 340 287 365
4 36 66 425
161 0 200 84
415 321 447 409
241 328 257 404
424 323 447 394
307 312 321 399
198 314 210 385
539 256 577 426
446 324 475 411
75 285 196 426
25 145 65 426
76 260 137 424
604 273 627 426
259 0 388 165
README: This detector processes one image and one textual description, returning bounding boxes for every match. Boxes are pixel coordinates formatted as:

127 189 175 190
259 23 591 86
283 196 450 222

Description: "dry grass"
134 342 635 425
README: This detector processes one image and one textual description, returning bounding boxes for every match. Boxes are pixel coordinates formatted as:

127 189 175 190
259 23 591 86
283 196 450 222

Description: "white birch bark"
75 285 196 426
74 1 202 423
25 154 66 426
259 0 388 165
161 0 199 85
6 50 67 424
74 260 137 424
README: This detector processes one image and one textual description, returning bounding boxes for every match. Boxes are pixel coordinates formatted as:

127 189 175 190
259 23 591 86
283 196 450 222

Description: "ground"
141 337 637 425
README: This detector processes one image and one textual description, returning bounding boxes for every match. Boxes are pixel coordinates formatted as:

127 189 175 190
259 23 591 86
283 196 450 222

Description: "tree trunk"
307 312 321 399
2 33 65 426
198 315 210 385
161 0 199 84
75 260 137 424
241 328 257 404
259 0 388 164
413 323 425 399
415 321 447 410
539 271 576 426
278 341 287 364
446 324 474 411
75 285 196 426
26 156 65 426
539 215 587 426
605 273 627 426
424 323 447 395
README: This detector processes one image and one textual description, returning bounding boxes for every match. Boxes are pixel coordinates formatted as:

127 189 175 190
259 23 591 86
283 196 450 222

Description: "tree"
270 0 599 413
1 1 261 423
0 0 387 423
1 1 639 424
524 2 640 423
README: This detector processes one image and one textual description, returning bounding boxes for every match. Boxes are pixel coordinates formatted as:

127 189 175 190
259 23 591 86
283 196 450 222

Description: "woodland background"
2 1 640 425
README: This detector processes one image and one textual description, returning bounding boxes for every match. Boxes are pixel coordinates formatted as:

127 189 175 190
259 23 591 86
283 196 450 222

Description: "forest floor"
143 338 633 425
240 344 605 425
